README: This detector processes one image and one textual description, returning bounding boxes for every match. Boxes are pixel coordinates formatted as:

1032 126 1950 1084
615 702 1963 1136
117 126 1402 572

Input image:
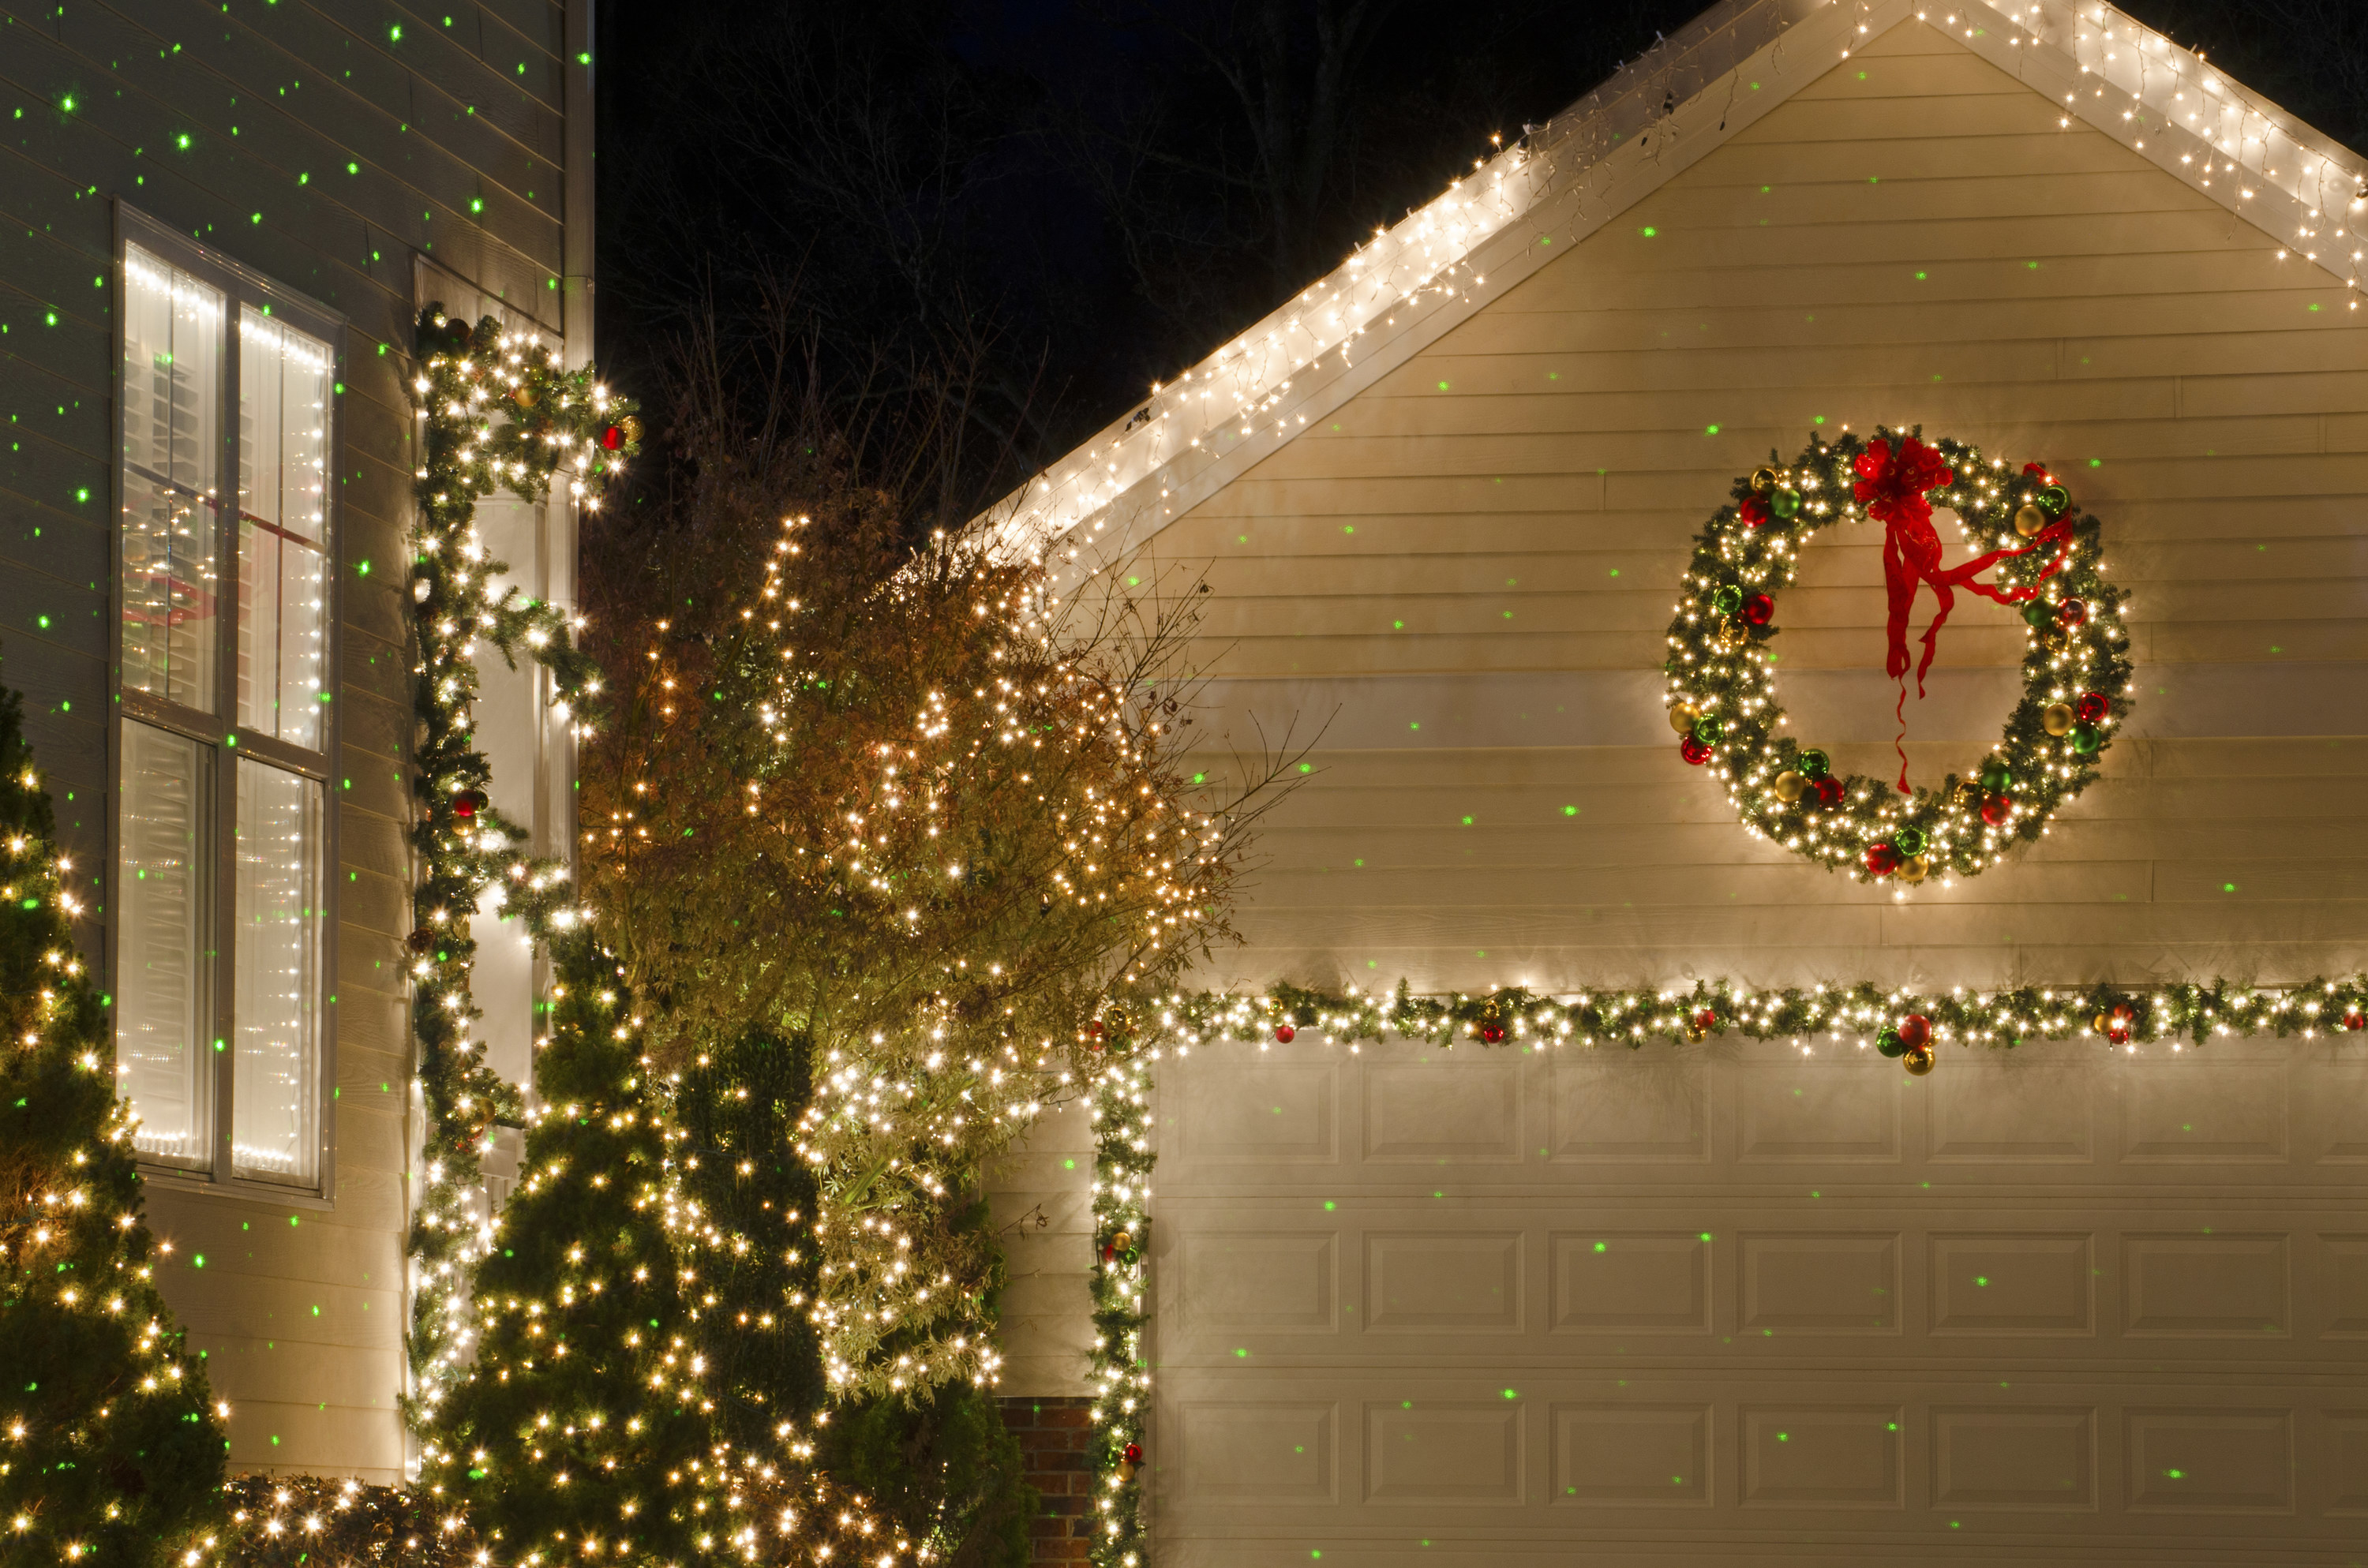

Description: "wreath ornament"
1665 427 2134 886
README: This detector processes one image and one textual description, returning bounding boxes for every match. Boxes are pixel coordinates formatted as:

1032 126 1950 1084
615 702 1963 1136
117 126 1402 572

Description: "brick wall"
1000 1395 1096 1563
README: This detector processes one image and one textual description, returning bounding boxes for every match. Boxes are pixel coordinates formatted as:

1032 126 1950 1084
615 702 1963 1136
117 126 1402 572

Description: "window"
114 214 337 1190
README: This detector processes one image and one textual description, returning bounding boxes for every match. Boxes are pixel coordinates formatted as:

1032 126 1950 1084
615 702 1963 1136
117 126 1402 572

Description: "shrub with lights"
0 675 229 1565
1665 427 2135 886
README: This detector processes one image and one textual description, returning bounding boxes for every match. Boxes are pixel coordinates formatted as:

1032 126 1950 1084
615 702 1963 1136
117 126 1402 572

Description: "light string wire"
399 307 639 1428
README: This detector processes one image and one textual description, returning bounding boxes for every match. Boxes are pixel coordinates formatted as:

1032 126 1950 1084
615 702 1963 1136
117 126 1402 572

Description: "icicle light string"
401 307 639 1427
987 0 2368 576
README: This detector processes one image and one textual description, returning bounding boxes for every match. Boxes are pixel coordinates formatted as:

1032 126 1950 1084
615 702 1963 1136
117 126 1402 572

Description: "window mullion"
210 284 242 1183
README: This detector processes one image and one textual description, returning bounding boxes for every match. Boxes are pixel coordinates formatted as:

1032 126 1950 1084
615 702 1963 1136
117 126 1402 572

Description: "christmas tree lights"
0 679 228 1566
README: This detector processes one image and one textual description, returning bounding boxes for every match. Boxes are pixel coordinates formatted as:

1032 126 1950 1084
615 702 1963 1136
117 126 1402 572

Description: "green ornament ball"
1797 747 1830 780
1694 713 1725 745
2070 724 2101 755
1876 1028 1907 1058
1770 488 1803 519
2020 599 2055 629
1711 585 1743 616
1979 761 2014 793
1894 825 1928 858
2039 483 2071 516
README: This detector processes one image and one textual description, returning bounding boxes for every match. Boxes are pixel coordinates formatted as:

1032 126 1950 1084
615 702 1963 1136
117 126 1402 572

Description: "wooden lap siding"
1137 20 2368 995
0 0 578 1481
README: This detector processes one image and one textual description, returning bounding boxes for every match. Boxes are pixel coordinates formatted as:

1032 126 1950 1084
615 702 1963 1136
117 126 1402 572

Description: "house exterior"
2 1 594 1483
986 0 2368 1559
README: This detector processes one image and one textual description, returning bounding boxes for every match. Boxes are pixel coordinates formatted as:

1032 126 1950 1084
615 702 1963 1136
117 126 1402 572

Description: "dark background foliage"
593 0 2366 533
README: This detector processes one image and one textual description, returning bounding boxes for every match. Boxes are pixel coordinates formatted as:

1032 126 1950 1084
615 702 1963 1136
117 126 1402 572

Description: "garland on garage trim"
398 307 638 1428
1082 970 2368 1529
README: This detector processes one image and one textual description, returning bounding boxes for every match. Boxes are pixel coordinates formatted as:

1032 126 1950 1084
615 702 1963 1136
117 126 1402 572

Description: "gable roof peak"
984 0 2368 583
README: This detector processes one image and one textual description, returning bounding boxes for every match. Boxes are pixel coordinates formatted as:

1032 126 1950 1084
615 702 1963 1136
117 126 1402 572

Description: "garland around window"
1667 428 2135 885
399 307 638 1424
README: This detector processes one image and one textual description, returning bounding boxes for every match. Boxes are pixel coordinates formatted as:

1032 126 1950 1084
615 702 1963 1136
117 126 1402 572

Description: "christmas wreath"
1664 427 2134 885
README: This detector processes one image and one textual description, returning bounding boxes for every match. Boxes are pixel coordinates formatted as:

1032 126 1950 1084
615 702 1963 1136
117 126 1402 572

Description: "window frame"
111 204 344 1204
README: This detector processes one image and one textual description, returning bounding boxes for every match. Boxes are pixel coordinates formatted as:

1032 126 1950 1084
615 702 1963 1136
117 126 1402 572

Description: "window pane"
232 759 324 1181
117 722 209 1167
238 308 332 749
121 247 223 712
233 759 324 1183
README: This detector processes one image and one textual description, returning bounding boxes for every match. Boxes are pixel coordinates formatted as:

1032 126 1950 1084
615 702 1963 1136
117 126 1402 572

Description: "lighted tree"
419 934 731 1561
0 677 227 1565
582 487 1288 1402
422 935 921 1565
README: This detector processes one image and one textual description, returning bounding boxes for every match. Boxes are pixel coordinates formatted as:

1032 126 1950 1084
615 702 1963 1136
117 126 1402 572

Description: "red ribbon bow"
1851 435 2074 791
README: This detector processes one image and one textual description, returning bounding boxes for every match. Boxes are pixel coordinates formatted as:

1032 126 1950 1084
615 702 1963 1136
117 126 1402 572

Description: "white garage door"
1150 1034 2368 1564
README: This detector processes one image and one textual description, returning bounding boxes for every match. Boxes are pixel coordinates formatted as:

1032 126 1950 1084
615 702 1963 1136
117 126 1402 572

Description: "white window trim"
111 202 345 1206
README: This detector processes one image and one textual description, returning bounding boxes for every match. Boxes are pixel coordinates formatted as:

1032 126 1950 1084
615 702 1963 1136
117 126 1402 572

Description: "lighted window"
114 220 339 1191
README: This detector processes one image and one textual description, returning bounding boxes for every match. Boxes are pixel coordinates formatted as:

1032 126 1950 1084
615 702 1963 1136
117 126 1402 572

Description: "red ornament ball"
1123 1443 1143 1465
1679 733 1713 765
1743 593 1775 627
1274 1023 1296 1044
1692 1008 1717 1031
1979 791 2013 826
451 788 488 820
2345 1012 2366 1031
1479 1021 1507 1044
2107 1024 2132 1045
1739 495 1770 528
1864 842 1903 878
1898 1013 1932 1050
2074 690 2111 724
2056 597 2089 627
601 423 625 451
1813 775 1846 809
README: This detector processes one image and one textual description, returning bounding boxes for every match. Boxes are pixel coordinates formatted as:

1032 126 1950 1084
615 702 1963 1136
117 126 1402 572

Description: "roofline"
982 0 2368 590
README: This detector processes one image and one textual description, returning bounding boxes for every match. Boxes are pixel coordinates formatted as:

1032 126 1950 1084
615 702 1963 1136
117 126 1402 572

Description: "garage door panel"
1153 1038 2368 1556
1161 1208 2355 1365
1156 1372 2363 1545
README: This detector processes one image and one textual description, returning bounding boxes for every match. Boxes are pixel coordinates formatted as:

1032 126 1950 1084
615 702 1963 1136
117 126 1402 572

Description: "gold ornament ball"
2042 702 2076 737
2014 503 2048 537
1669 702 1701 735
1750 466 1780 495
1902 1045 1937 1076
1898 855 1930 885
1773 769 1806 803
1111 1230 1133 1252
1713 623 1747 655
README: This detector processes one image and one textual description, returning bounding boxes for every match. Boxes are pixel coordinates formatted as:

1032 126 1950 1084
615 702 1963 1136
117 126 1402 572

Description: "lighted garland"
1071 969 2368 1518
1126 975 2368 1058
1665 427 2135 886
401 307 639 1427
1082 1051 1153 1568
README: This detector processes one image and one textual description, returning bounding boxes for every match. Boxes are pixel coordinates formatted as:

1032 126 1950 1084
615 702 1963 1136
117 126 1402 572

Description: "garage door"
1149 1032 2368 1564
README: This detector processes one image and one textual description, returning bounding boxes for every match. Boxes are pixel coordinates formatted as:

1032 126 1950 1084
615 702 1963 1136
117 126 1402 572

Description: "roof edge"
983 0 2368 592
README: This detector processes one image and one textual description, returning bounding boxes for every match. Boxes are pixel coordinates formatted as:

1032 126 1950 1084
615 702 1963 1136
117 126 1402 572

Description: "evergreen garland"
0 673 228 1565
400 308 638 1426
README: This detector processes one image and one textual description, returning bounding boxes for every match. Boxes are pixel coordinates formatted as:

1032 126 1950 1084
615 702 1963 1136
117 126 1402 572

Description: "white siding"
1046 17 2368 1559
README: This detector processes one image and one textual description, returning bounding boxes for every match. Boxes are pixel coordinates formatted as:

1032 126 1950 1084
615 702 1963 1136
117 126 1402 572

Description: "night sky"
591 0 2366 525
